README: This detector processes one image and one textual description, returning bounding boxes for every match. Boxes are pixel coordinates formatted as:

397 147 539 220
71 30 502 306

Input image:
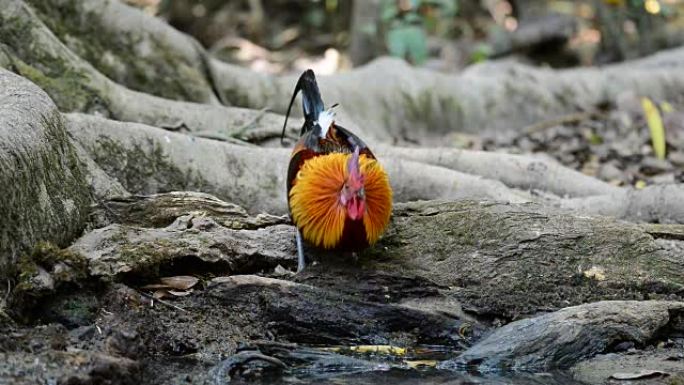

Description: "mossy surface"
0 104 91 279
25 0 213 103
11 242 93 322
89 135 211 196
0 2 108 114
15 242 89 291
10 58 101 113
373 201 684 319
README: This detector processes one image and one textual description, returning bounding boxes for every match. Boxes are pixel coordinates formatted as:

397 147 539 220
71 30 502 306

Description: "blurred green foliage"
381 0 459 64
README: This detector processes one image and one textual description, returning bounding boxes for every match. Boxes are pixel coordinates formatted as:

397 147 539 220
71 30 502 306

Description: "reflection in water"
215 344 584 385
263 369 584 385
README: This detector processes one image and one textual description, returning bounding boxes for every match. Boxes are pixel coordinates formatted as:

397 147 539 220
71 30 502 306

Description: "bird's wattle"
346 196 365 221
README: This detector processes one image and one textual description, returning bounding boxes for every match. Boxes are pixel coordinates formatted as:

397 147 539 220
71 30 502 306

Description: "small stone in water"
609 370 668 380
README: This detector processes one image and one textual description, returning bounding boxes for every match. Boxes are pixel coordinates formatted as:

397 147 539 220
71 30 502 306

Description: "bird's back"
286 124 374 197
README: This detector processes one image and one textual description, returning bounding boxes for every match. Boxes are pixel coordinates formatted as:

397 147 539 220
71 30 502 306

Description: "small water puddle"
214 344 584 385
262 368 583 385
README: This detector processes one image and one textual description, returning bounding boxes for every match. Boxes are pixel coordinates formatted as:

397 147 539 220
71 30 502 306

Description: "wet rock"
208 275 481 348
442 301 684 371
209 350 288 383
69 195 684 319
572 348 684 385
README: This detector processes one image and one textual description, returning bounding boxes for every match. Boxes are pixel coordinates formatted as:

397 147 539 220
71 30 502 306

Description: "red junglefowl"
281 70 392 272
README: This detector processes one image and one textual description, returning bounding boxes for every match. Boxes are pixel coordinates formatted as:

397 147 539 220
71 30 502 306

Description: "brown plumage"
282 70 392 271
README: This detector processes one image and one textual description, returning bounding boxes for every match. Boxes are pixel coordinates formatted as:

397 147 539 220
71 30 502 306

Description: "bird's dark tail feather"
281 69 324 144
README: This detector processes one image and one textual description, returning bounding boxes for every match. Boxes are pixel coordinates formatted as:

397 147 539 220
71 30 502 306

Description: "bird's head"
340 147 365 221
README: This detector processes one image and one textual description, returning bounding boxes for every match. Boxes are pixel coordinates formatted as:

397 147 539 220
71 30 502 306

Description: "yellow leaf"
635 180 647 189
349 345 407 356
641 97 667 160
583 266 606 281
405 360 438 369
644 0 661 14
321 345 407 356
660 101 674 113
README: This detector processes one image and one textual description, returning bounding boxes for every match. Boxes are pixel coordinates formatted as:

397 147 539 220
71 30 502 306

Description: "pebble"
668 151 684 167
641 156 673 175
650 172 676 185
598 163 624 182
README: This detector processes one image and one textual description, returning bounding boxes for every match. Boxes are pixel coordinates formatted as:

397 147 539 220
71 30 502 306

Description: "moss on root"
11 242 93 322
24 0 214 103
0 108 91 279
89 135 211 195
373 201 684 318
16 242 89 288
0 2 109 114
11 58 102 113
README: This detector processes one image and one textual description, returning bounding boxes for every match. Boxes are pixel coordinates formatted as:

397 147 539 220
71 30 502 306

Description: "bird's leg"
295 229 306 273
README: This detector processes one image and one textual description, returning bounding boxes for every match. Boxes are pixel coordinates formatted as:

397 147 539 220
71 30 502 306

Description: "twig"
3 278 10 302
518 111 602 137
231 107 270 138
137 290 188 313
0 278 14 324
193 131 257 146
640 224 684 241
161 120 190 132
242 130 298 144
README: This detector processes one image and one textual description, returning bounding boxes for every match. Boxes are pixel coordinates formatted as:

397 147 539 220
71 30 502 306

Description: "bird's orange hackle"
289 152 392 249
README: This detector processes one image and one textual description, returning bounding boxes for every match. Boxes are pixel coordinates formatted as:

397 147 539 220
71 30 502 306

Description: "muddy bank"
3 193 684 384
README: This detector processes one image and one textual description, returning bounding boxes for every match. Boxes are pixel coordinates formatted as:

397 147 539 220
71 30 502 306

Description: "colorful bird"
281 70 393 272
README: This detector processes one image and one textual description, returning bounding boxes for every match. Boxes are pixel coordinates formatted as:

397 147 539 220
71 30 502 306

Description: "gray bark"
349 0 382 66
0 0 298 137
0 69 90 278
67 112 684 224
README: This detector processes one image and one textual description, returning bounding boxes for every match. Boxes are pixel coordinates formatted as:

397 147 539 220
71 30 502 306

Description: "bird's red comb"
347 147 364 188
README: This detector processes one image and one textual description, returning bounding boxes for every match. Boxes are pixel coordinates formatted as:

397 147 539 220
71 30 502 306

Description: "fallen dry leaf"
152 290 169 299
160 276 199 290
168 290 193 297
141 276 199 291
583 266 606 281
405 360 438 369
610 370 668 380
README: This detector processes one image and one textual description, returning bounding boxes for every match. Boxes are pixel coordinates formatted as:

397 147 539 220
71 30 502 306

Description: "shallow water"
248 369 584 385
207 344 586 385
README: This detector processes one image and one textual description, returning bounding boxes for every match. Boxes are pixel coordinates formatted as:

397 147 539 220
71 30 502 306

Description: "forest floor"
1 1 684 384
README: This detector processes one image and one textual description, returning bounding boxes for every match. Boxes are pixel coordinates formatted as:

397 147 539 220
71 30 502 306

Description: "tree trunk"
349 0 382 66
